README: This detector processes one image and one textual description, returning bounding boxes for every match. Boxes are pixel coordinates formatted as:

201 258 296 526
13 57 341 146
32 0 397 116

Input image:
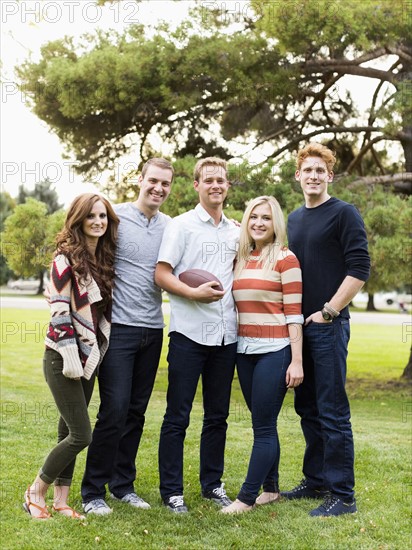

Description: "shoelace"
293 479 308 492
212 484 227 498
322 495 339 511
126 493 142 502
90 499 107 509
169 495 185 507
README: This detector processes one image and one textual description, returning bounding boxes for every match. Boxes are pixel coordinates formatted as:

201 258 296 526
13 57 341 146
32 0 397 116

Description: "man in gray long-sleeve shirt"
81 158 174 515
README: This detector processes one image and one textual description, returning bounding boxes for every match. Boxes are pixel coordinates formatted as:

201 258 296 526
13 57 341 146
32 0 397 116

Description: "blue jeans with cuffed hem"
235 347 290 506
294 319 354 501
81 324 162 502
158 332 236 500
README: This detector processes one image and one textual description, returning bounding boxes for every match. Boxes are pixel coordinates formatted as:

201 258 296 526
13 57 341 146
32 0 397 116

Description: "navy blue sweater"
287 197 370 319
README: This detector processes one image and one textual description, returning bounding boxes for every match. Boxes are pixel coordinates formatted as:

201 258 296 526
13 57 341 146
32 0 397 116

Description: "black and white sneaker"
203 483 232 507
164 495 188 514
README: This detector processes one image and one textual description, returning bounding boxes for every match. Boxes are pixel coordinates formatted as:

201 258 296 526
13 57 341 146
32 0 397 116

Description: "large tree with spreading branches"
17 0 411 192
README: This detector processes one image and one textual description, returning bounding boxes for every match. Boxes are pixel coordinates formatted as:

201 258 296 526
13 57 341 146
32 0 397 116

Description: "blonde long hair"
234 196 286 277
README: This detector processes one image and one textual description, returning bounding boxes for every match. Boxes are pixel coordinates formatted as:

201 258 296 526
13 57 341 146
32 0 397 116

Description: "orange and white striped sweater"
233 248 304 354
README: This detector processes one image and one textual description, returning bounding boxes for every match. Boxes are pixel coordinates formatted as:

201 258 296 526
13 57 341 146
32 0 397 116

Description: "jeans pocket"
44 349 63 380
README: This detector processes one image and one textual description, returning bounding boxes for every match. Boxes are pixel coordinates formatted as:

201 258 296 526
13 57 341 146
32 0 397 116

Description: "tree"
17 179 63 214
1 198 65 294
0 191 16 285
249 0 411 174
332 180 412 310
402 347 412 380
16 0 410 192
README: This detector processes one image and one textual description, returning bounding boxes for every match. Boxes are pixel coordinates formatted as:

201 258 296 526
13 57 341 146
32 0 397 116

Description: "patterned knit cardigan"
45 254 111 380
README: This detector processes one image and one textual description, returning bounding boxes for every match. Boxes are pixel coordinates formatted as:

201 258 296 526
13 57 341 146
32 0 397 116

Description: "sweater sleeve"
338 204 371 282
277 250 304 325
45 255 84 379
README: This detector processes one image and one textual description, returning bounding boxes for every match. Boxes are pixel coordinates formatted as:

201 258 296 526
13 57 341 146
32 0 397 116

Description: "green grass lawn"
0 308 411 549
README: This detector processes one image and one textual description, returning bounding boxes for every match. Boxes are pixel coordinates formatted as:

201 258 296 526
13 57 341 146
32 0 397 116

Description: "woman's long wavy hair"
234 196 286 278
55 193 119 302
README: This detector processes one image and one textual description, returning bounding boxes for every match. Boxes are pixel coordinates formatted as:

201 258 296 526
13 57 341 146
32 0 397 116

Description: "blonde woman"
223 196 304 514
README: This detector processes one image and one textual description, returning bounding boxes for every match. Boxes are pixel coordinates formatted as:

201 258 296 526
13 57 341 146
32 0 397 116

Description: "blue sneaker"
281 479 328 500
309 495 357 517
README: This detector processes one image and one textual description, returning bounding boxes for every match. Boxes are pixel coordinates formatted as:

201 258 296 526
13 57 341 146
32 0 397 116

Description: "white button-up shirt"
157 204 239 346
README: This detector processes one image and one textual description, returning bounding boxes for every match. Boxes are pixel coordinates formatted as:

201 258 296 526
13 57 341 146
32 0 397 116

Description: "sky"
1 1 398 207
1 0 193 206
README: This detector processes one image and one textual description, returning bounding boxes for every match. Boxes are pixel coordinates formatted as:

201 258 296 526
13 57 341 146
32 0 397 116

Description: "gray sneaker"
110 492 151 509
82 498 113 515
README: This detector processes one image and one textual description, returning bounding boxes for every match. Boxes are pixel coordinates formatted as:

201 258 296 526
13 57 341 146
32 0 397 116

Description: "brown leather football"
178 269 223 291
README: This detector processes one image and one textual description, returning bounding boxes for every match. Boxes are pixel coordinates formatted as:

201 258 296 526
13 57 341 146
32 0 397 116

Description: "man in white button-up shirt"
155 157 240 513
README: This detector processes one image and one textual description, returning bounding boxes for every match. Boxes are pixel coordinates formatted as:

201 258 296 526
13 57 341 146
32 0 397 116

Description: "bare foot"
221 499 253 514
52 504 85 519
23 486 51 519
255 492 280 506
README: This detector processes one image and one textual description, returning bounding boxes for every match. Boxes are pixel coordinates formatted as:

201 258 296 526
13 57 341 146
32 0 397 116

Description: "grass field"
0 307 411 550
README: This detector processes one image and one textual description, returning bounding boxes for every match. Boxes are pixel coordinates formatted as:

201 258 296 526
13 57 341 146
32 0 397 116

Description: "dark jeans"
236 347 290 506
81 324 163 502
294 319 354 501
41 348 95 486
158 332 236 500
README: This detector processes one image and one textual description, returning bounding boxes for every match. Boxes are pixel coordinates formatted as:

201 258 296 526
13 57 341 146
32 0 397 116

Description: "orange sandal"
52 505 85 520
23 486 51 520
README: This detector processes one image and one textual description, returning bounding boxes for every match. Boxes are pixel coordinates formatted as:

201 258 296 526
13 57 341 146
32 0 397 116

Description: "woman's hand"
62 359 84 379
286 360 304 389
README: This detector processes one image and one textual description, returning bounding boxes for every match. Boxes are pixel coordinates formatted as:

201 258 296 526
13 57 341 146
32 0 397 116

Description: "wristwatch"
321 308 333 322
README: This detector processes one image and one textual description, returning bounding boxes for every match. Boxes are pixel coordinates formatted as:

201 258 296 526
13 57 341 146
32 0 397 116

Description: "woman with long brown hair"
23 193 119 519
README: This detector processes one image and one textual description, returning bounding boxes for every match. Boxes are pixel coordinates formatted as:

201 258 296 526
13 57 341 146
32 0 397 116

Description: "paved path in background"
349 311 410 326
1 295 410 326
1 296 49 310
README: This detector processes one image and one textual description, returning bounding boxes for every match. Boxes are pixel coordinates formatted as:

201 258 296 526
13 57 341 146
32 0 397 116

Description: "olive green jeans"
39 348 96 486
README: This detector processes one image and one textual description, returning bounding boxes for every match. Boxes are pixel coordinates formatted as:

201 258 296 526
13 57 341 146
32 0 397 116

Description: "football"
178 269 223 291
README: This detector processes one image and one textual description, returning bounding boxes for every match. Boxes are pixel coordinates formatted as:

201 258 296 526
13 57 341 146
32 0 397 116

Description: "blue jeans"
81 324 163 502
158 332 236 500
294 319 354 501
236 347 291 506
